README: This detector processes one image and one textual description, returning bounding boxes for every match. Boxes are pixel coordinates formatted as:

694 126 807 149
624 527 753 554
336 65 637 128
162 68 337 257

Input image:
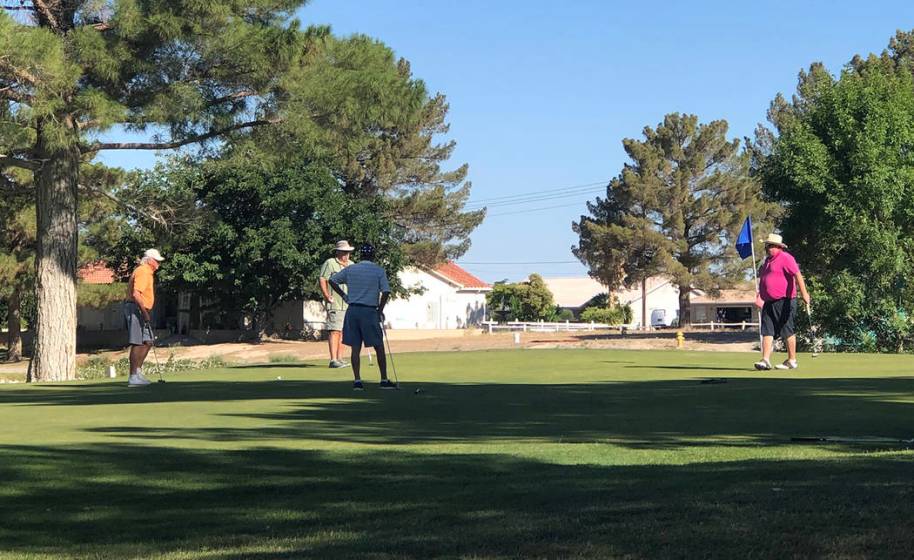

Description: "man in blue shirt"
329 244 396 390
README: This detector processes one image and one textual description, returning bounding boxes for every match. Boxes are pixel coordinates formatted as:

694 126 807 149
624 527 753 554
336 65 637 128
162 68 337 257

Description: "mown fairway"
1 349 912 559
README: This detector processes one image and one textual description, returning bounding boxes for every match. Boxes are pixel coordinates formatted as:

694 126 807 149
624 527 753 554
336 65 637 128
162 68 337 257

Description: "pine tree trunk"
6 286 22 363
678 283 692 328
30 141 80 382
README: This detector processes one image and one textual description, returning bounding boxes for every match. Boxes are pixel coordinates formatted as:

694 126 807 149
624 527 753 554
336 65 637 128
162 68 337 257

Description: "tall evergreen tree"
231 36 485 265
0 1 309 380
574 113 777 326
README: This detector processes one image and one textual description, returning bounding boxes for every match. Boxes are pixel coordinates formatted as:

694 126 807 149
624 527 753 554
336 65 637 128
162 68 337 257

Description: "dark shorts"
342 304 383 348
123 302 154 346
761 298 797 340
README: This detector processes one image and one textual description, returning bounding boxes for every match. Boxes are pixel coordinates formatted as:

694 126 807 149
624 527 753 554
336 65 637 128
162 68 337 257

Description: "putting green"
1 348 911 559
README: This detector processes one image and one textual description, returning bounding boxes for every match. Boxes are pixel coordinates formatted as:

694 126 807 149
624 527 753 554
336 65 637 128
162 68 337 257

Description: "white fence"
481 320 627 334
691 321 760 331
482 320 761 334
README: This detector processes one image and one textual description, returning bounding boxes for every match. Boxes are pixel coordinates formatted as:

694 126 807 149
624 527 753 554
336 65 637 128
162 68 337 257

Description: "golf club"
146 321 165 383
379 319 400 389
808 303 820 358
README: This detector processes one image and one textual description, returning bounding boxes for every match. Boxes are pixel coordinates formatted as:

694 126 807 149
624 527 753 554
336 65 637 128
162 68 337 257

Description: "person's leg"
335 333 346 363
762 336 774 362
328 330 341 362
786 335 797 361
350 341 362 381
136 343 152 375
374 344 387 380
129 345 142 375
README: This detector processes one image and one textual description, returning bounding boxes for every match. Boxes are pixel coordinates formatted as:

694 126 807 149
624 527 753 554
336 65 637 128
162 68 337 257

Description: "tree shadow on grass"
229 363 319 369
3 376 907 450
0 443 911 559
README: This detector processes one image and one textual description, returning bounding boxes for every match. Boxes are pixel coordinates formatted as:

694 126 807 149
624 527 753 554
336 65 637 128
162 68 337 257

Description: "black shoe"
379 380 398 390
353 380 364 391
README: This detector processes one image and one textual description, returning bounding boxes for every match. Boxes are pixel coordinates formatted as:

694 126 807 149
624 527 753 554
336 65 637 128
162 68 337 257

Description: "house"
691 286 759 325
273 261 492 335
543 276 680 328
76 262 124 331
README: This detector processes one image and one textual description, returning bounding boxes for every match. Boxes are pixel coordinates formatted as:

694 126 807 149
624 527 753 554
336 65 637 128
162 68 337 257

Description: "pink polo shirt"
759 250 800 302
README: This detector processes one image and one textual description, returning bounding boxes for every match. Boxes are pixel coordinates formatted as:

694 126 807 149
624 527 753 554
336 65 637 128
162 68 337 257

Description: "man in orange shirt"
123 249 165 387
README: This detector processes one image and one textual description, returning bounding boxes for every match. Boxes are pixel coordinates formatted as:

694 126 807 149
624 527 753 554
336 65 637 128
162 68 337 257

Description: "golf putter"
380 320 400 389
146 321 165 383
808 303 820 358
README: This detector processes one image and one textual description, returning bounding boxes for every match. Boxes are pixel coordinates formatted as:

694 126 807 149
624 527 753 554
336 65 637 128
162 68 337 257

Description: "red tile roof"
433 261 491 290
78 262 116 284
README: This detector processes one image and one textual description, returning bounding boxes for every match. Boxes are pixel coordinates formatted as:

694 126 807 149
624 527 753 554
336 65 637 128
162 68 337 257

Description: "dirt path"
0 330 755 379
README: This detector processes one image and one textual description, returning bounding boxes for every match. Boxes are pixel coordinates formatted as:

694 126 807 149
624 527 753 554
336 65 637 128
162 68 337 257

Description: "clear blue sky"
100 1 914 282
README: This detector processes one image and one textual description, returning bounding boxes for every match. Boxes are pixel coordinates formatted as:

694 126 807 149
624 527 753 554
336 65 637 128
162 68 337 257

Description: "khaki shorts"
327 308 346 331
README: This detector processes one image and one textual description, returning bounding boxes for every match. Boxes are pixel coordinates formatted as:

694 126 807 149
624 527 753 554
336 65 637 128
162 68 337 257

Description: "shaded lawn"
0 348 912 559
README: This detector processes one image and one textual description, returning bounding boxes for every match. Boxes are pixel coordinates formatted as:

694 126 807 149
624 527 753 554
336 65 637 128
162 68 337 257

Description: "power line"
465 180 609 206
467 186 605 210
459 260 580 265
486 201 589 217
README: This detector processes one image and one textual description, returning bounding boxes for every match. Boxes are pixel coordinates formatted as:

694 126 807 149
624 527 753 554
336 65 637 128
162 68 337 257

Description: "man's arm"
378 291 390 322
796 272 811 307
131 287 152 321
328 279 348 303
319 277 334 303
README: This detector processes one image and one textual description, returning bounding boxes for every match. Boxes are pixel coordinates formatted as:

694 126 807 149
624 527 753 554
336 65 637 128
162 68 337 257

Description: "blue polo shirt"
330 261 390 307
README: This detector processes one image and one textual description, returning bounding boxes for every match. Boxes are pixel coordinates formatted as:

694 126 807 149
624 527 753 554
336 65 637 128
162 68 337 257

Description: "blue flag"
735 217 753 259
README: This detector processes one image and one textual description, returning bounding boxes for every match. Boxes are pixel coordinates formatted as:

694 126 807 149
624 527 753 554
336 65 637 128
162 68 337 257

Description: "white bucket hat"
334 240 355 252
144 248 165 261
764 234 787 248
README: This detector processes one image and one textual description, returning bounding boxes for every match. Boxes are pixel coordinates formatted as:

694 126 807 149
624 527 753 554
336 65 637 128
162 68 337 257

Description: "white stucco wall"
614 279 681 328
384 268 488 329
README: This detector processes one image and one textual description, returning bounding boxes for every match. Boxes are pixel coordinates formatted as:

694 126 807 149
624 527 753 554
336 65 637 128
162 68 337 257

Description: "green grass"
1 348 913 559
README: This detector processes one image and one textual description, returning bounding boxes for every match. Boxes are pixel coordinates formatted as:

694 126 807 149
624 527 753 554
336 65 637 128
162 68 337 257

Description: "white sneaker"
137 371 152 383
128 374 151 387
775 359 798 370
753 359 772 371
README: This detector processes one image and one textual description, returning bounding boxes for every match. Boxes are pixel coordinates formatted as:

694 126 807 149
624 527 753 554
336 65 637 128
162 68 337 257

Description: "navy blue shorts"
761 298 797 340
342 305 383 348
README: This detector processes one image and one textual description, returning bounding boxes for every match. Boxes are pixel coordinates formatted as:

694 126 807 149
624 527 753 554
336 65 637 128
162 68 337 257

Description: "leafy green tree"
486 274 556 322
231 35 485 265
96 159 404 336
1 1 309 380
758 33 914 351
574 113 778 326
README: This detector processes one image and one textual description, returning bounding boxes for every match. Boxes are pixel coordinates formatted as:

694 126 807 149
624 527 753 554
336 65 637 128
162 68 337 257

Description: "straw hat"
334 240 355 252
764 234 787 248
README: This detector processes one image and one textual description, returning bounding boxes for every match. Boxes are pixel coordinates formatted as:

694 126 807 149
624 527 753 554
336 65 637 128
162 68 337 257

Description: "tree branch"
0 154 39 171
210 90 257 106
81 118 281 153
0 56 38 86
31 0 60 30
0 85 32 104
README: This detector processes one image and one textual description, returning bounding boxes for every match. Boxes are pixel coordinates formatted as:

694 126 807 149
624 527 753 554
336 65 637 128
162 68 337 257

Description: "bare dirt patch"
0 330 755 379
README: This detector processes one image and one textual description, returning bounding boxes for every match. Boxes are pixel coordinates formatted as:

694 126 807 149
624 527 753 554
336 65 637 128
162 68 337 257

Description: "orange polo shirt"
127 263 155 311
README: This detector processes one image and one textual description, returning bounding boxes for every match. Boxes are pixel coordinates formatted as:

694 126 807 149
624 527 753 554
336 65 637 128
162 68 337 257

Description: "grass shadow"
0 444 912 558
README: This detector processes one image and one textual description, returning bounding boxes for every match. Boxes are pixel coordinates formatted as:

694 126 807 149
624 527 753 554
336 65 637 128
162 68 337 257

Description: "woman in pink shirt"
754 234 811 371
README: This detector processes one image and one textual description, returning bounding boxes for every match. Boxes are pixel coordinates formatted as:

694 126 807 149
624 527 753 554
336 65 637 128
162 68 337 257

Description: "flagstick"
750 239 764 357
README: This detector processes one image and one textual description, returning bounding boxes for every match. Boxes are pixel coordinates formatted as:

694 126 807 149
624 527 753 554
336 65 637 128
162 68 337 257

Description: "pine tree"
574 113 777 326
1 1 308 380
230 36 485 265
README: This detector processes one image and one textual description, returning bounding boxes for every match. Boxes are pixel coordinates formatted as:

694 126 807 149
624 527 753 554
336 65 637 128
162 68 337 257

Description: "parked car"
650 308 678 329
